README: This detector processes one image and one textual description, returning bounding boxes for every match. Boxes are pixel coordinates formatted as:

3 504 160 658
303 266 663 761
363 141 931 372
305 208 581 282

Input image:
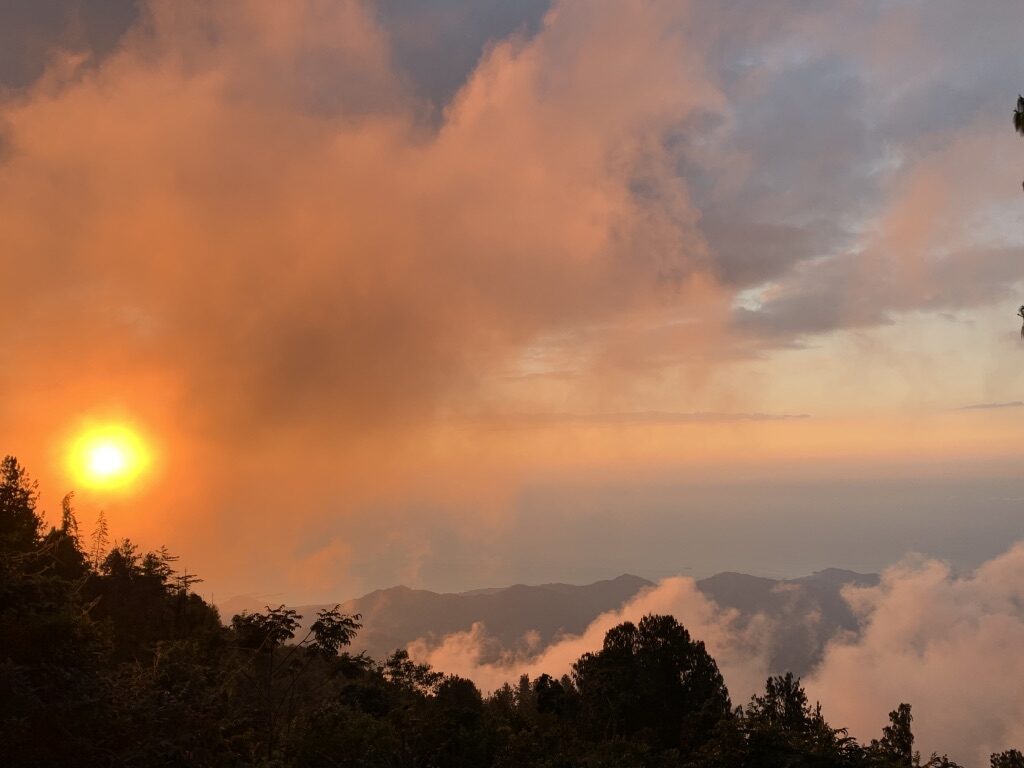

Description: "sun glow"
68 424 152 491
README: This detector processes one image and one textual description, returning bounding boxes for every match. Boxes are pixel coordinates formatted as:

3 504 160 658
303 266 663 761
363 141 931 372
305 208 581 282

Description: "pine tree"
60 492 80 545
90 509 109 568
0 455 42 553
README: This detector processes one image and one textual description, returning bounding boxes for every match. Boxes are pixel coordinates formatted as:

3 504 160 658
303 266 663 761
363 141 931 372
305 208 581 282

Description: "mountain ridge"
218 568 878 674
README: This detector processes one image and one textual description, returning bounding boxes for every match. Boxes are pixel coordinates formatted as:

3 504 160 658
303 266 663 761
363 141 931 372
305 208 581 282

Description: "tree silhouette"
1015 96 1024 190
88 508 109 567
871 703 916 767
993 749 1024 768
741 673 859 766
0 456 41 553
572 613 731 754
2 455 1023 767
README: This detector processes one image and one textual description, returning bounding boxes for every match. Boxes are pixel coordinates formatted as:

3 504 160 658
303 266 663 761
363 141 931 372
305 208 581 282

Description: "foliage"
993 750 1024 768
0 456 1016 767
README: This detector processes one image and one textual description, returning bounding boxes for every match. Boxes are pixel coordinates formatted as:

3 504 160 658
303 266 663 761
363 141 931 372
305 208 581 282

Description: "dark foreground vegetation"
1 456 1021 768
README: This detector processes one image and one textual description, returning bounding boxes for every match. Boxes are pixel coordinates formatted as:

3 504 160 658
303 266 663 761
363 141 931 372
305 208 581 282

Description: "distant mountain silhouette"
323 574 654 662
220 568 878 674
699 568 879 674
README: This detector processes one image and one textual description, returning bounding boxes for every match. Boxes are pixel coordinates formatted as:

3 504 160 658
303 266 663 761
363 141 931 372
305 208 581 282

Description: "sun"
68 423 152 491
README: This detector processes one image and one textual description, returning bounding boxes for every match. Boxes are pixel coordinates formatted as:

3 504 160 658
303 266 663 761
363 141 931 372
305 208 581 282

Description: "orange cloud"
0 0 734 595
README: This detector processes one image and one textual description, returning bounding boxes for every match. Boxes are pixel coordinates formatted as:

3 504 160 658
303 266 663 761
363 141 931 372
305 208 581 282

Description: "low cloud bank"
408 575 775 701
807 542 1024 766
410 543 1024 766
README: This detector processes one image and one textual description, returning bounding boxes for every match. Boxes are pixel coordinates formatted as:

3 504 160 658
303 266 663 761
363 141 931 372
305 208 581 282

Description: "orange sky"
1 0 1023 601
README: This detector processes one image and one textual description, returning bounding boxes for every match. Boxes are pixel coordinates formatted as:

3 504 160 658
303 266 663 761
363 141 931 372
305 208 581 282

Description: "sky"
1 0 1023 604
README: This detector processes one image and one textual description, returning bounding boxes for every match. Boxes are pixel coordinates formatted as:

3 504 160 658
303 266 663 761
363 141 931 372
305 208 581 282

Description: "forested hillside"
2 456 1019 768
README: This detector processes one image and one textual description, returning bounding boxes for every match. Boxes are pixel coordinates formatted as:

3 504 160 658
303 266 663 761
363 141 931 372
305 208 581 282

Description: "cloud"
0 0 734 596
0 0 137 90
408 576 775 699
0 0 723 433
3 0 1024 600
413 544 1024 764
456 411 810 427
674 1 1024 346
729 124 1024 343
806 544 1024 765
959 401 1024 411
